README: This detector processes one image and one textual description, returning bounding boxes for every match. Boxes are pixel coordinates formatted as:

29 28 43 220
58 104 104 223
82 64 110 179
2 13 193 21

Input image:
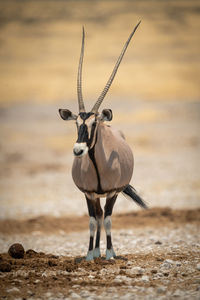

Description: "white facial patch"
85 116 96 139
76 116 83 127
73 142 88 157
87 117 96 127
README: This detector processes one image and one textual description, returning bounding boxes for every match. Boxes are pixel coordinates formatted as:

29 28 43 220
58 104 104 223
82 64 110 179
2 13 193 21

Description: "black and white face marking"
59 108 113 158
73 112 97 157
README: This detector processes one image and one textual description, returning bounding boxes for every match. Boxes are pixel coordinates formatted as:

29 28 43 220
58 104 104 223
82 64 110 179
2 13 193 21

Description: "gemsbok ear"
59 109 77 121
100 109 113 121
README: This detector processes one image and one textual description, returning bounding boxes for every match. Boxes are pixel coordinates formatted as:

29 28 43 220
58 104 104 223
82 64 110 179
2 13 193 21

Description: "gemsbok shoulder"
59 22 147 261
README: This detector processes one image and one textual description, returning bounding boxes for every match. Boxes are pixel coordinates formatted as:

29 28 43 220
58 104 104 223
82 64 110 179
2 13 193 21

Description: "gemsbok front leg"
86 196 97 261
93 199 103 258
104 194 117 260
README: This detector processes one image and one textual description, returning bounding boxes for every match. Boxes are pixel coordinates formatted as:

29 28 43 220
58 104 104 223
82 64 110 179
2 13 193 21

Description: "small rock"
7 287 20 293
8 243 25 259
26 249 37 257
173 289 183 297
0 262 11 272
157 286 166 294
113 278 122 283
44 292 52 297
128 266 144 275
155 241 162 245
80 291 90 298
70 292 81 299
141 275 149 282
34 279 40 283
196 263 200 271
164 259 174 264
48 260 57 267
113 275 127 283
153 272 164 279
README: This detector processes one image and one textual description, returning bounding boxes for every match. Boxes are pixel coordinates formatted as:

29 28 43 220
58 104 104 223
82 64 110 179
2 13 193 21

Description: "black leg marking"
94 199 103 258
95 230 100 249
104 194 117 218
106 235 112 250
86 197 96 218
89 236 94 251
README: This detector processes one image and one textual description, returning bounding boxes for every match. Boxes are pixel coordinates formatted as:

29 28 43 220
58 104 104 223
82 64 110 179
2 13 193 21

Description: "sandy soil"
0 208 200 299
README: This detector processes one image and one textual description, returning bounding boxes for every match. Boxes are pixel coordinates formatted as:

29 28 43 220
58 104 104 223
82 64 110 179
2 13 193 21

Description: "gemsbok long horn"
77 26 86 112
91 21 141 113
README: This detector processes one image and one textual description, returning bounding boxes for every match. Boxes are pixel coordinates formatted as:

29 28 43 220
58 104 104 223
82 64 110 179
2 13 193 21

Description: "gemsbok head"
59 22 147 261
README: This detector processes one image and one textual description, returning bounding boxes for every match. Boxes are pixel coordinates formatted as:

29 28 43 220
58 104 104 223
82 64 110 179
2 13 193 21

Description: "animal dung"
8 243 25 259
0 262 11 272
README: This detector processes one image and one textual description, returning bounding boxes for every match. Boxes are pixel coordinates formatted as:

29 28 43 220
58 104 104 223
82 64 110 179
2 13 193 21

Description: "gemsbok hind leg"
104 194 117 260
86 197 97 261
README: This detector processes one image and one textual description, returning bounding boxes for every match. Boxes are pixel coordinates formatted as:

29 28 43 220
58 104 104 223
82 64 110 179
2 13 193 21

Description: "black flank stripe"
88 129 104 194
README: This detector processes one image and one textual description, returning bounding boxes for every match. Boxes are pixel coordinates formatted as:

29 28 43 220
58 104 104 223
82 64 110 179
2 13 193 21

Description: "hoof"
93 248 101 258
106 248 116 260
86 250 94 261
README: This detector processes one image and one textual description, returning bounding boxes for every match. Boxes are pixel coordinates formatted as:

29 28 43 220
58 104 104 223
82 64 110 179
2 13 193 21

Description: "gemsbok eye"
59 22 147 262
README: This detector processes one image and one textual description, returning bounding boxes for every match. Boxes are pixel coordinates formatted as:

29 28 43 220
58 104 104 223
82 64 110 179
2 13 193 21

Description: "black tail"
122 184 148 209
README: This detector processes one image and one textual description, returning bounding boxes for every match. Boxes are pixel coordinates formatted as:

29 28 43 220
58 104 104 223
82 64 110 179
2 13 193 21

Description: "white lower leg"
104 216 116 259
86 217 97 261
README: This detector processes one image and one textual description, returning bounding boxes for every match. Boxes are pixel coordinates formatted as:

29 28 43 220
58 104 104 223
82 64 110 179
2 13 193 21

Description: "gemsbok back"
59 22 147 261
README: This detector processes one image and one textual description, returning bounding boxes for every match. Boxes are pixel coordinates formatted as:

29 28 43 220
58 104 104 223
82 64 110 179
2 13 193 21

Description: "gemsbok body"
59 22 147 261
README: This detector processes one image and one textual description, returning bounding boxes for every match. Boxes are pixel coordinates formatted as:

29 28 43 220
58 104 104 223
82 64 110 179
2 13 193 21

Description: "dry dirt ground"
0 208 200 300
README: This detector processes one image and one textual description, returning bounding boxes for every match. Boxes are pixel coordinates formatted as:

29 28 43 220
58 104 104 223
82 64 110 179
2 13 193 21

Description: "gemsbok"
59 22 147 261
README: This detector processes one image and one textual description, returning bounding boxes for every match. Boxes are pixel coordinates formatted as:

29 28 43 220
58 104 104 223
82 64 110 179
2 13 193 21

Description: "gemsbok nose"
73 142 88 157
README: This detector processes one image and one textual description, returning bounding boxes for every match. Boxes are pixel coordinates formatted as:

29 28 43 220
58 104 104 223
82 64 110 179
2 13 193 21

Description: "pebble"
34 279 40 283
155 241 162 245
196 263 200 271
164 259 174 264
128 266 144 275
153 272 164 279
141 275 149 282
173 289 183 297
157 286 166 294
8 243 25 259
7 287 20 293
80 291 91 298
161 262 172 270
70 292 81 299
44 292 52 297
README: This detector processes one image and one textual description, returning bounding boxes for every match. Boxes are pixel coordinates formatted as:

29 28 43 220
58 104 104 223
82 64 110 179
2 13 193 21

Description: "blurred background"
0 0 200 219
